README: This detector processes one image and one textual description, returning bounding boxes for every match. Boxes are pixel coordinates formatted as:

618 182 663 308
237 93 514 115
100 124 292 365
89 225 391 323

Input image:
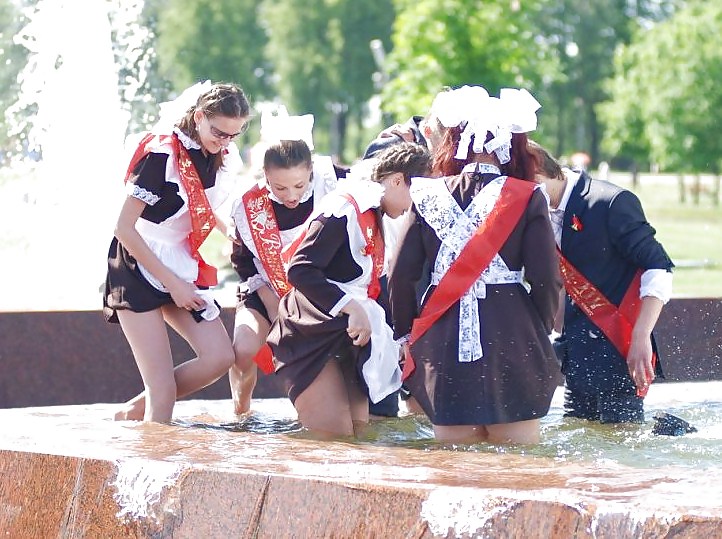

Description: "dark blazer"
559 171 674 394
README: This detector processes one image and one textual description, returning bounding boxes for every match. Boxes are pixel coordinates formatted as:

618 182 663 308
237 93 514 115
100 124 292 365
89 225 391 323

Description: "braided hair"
371 142 432 184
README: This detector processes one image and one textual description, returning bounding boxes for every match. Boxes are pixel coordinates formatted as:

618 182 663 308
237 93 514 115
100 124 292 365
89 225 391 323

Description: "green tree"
380 0 558 127
600 1 722 172
532 0 681 163
156 0 271 101
261 0 394 160
0 0 31 160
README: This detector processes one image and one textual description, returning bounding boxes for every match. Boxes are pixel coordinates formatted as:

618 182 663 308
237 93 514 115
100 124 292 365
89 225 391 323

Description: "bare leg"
294 359 355 439
485 419 540 444
339 353 370 437
229 307 268 414
433 424 488 444
434 419 541 445
116 309 176 423
115 306 234 421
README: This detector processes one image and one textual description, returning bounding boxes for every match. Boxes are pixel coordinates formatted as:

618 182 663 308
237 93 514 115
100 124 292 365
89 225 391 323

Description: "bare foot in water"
113 397 145 421
229 363 255 415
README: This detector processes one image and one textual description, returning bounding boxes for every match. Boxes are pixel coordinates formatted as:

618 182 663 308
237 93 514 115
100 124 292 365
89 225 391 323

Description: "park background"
0 0 720 306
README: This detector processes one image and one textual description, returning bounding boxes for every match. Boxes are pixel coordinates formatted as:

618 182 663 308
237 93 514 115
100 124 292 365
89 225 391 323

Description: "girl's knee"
232 342 262 370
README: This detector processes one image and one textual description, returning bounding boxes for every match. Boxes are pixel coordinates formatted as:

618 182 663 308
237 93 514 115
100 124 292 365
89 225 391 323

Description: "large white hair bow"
260 105 315 150
153 80 212 133
430 85 541 163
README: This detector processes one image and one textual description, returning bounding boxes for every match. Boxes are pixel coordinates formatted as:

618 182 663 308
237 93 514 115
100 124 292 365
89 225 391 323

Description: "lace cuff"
126 182 160 205
395 334 410 346
239 274 268 295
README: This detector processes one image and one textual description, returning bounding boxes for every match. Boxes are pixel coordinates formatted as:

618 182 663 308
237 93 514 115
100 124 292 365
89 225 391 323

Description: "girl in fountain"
267 142 432 438
387 86 562 444
228 110 345 415
104 81 251 423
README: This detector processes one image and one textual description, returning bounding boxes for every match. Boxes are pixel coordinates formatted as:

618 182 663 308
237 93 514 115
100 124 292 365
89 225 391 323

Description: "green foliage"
0 0 30 158
600 1 722 173
261 0 394 160
156 0 271 101
381 0 557 122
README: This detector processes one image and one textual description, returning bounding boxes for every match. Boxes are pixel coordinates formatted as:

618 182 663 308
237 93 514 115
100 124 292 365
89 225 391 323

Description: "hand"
341 300 371 347
627 333 655 392
167 279 206 312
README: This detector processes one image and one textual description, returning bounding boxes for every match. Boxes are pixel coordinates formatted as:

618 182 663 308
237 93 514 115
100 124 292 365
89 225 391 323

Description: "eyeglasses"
208 119 249 141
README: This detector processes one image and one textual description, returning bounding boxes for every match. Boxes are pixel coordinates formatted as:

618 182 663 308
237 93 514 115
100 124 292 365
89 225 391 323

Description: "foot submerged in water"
652 412 697 436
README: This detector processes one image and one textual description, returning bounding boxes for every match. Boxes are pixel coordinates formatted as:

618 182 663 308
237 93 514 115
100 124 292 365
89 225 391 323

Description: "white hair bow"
430 85 541 163
260 106 315 150
153 80 212 133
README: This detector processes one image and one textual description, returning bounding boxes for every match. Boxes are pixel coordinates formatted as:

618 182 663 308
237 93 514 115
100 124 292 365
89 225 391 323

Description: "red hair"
432 127 537 182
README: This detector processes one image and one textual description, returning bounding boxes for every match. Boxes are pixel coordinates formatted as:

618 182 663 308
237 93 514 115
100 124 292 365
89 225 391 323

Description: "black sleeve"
230 230 260 282
387 205 429 338
607 190 674 271
286 215 359 314
128 152 169 200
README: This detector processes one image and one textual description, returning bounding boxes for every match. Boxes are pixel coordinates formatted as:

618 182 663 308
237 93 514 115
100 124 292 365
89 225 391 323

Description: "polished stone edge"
2 449 721 539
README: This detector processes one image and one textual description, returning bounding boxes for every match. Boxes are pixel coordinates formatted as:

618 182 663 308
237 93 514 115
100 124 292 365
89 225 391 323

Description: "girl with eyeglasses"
227 110 346 415
104 81 250 422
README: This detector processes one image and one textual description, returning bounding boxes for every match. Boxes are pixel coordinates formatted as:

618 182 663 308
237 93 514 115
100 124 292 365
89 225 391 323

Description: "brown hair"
432 126 537 182
371 142 432 185
528 139 563 180
263 139 313 171
176 82 251 172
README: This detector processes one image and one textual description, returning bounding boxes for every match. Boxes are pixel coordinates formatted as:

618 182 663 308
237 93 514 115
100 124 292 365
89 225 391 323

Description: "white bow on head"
430 85 541 163
260 106 315 150
153 80 212 133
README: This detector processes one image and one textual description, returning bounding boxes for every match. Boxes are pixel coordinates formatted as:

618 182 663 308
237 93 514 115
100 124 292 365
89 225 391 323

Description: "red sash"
125 132 218 287
558 253 654 397
240 184 306 375
241 184 292 297
342 194 384 301
254 192 383 375
402 178 535 380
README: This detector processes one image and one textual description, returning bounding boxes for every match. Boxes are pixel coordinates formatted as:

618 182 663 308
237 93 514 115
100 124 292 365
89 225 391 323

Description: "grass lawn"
608 172 722 298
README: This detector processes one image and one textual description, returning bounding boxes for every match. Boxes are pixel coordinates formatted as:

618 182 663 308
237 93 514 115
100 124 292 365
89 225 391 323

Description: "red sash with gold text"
253 192 383 375
241 184 292 297
125 132 218 287
402 178 535 380
558 253 654 396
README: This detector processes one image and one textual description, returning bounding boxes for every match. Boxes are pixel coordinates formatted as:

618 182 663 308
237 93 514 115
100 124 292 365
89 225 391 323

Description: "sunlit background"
1 0 720 311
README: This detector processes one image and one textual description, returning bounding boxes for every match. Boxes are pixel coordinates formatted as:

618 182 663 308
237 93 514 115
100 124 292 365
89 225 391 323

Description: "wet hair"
371 142 432 185
528 139 563 180
263 139 313 171
176 82 251 172
432 126 537 182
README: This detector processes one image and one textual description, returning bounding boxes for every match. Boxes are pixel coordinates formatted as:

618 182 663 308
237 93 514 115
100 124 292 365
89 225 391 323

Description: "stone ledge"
1 402 721 538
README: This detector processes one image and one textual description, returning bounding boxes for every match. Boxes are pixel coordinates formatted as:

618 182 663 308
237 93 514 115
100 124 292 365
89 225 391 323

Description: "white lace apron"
411 164 525 363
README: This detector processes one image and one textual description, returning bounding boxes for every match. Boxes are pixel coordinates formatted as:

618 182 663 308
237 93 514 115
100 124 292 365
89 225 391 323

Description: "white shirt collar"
557 168 580 212
173 126 201 150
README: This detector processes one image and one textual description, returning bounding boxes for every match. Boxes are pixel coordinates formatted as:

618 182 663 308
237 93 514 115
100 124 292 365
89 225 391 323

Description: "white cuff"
329 294 353 317
240 274 268 295
640 269 673 304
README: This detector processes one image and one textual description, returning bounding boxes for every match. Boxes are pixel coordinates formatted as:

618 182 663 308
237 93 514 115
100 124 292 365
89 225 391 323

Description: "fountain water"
1 0 141 311
1 3 721 538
